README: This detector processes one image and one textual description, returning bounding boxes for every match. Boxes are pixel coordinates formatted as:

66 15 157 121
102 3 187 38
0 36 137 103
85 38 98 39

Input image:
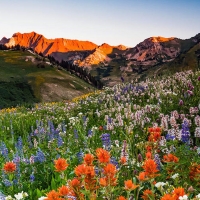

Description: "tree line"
47 55 104 89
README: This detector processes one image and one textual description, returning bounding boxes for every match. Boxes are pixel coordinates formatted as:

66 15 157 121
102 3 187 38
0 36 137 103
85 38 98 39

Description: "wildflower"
45 190 61 200
124 180 139 190
154 154 162 170
99 177 107 187
171 173 179 179
181 120 190 143
3 162 16 173
142 159 159 178
117 196 127 200
75 164 86 177
163 154 179 163
3 179 12 187
101 133 111 150
83 154 94 166
15 136 23 153
145 152 152 159
76 151 84 163
120 156 127 165
179 100 183 106
54 158 69 172
5 195 13 200
38 197 47 200
14 191 28 200
172 187 185 200
0 142 8 159
57 136 63 147
34 148 46 163
30 173 35 182
70 178 81 188
103 163 117 178
138 172 147 181
196 194 200 199
110 157 119 169
155 182 166 188
161 194 175 200
179 195 188 200
141 189 154 200
137 153 143 162
189 163 200 181
96 148 110 163
58 185 69 196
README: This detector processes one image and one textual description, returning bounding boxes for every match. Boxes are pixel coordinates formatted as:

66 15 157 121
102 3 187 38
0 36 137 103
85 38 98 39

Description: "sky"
0 0 200 47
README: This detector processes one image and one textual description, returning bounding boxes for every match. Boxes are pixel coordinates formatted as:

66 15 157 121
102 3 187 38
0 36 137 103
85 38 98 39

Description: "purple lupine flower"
154 154 162 171
34 148 46 163
13 179 18 185
76 151 83 163
13 153 20 164
82 116 87 123
108 117 112 124
179 100 183 106
95 167 100 175
88 129 93 137
74 129 78 139
137 153 143 162
0 142 8 159
198 76 200 81
62 122 66 132
110 157 119 169
30 174 35 182
15 136 23 152
181 120 190 144
101 133 111 150
0 192 5 199
121 77 124 82
165 133 175 141
15 164 21 181
3 179 12 187
57 136 63 147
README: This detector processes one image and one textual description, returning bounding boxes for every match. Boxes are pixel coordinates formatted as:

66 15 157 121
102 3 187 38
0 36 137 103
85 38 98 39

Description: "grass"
0 69 200 199
0 50 93 108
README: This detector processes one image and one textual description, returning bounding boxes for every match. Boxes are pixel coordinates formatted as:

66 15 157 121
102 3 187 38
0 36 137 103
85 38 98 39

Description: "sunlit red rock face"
5 32 98 55
124 36 180 66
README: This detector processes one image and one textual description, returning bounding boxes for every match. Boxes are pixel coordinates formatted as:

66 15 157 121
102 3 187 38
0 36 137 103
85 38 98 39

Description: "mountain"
79 43 127 67
1 32 128 66
0 37 9 44
3 32 97 56
1 32 200 86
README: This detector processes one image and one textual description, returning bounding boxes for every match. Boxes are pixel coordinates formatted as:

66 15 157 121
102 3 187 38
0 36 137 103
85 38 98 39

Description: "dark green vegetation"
0 50 92 108
0 79 37 109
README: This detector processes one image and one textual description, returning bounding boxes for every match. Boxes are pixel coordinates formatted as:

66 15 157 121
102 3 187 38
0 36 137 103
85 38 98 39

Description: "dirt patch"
24 56 35 62
40 82 84 102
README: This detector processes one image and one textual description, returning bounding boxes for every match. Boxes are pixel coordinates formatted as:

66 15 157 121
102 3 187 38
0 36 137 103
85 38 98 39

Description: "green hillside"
0 50 92 108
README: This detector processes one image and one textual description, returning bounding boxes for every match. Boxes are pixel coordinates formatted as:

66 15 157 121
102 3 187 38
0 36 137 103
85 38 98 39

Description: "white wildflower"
171 173 179 179
155 182 166 188
5 196 14 200
38 197 47 200
179 195 188 200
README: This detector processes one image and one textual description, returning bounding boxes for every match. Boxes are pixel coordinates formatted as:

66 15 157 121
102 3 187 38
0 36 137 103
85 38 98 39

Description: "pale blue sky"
0 0 199 47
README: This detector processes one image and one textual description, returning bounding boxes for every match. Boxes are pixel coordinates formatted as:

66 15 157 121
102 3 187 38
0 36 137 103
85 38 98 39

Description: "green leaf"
51 177 56 190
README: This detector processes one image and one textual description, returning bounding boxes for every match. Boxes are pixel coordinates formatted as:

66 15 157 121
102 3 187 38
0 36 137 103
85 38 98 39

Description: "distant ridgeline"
0 79 38 109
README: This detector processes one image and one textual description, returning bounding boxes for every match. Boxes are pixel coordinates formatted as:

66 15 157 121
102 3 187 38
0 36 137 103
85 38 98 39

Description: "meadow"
0 70 200 200
0 50 92 107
